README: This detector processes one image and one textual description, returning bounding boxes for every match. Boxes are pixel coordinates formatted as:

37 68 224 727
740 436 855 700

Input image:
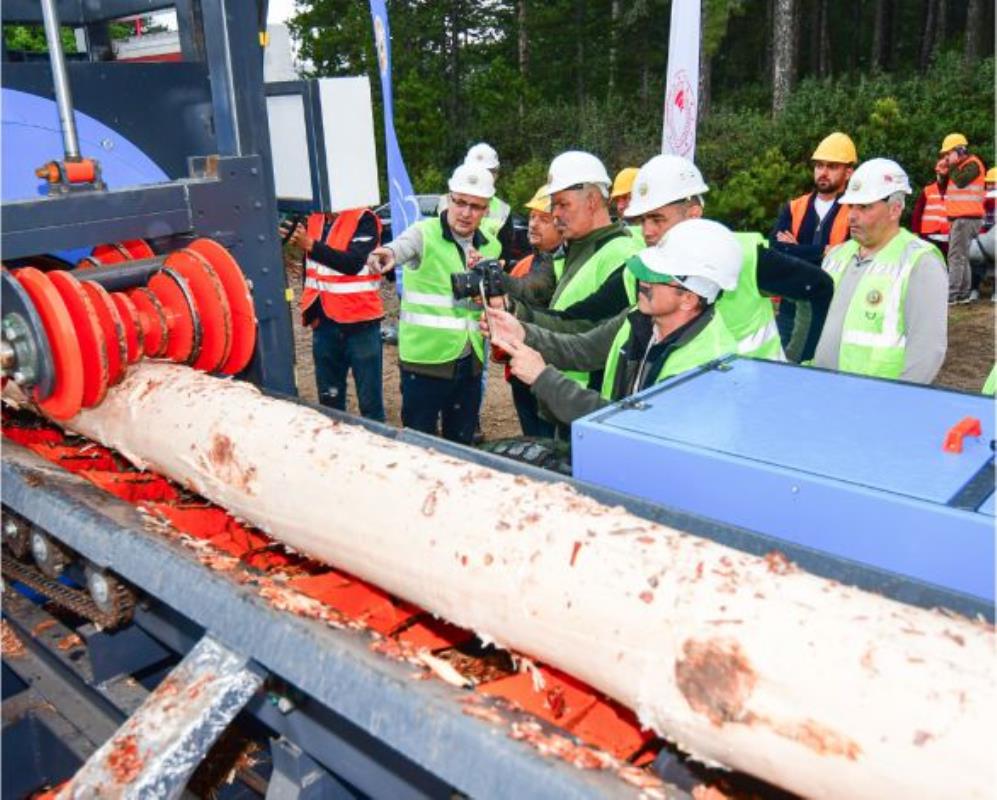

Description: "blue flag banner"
369 0 421 242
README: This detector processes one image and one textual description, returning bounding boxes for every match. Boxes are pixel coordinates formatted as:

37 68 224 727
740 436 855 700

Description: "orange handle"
942 416 982 453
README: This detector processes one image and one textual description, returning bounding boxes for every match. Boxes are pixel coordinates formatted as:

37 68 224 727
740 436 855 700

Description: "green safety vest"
479 197 511 238
553 255 566 282
822 229 938 380
627 225 646 247
552 232 642 387
982 365 996 395
600 311 736 400
398 220 500 365
624 232 783 361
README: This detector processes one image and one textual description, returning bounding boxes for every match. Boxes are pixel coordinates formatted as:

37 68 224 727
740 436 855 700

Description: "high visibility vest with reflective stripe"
398 220 500 365
623 233 784 361
553 232 642 387
822 229 938 380
789 193 850 246
300 209 383 323
600 311 736 401
945 155 986 218
717 233 785 361
920 182 950 236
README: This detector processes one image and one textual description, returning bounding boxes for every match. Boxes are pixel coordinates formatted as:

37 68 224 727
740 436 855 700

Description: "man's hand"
466 247 482 269
481 307 525 343
287 224 313 253
775 230 798 244
367 247 397 274
491 336 546 386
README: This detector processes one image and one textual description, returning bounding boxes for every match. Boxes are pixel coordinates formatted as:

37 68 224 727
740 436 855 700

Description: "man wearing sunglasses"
484 219 740 427
366 164 501 444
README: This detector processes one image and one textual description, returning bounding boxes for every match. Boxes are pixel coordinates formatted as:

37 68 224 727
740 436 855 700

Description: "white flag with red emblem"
661 0 701 159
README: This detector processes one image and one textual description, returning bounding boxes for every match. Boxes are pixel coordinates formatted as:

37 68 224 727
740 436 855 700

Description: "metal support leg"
56 635 264 799
266 737 359 800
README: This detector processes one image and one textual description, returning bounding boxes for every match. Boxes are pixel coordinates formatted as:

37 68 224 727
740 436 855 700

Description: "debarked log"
9 362 994 799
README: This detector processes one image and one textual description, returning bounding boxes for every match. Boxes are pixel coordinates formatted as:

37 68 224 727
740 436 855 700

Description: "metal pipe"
40 0 81 160
79 257 168 292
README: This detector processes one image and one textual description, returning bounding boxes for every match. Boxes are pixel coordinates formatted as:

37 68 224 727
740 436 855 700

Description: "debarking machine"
1 2 992 799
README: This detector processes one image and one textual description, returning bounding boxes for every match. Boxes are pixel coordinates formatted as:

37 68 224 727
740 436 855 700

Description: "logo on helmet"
468 173 478 185
638 182 649 197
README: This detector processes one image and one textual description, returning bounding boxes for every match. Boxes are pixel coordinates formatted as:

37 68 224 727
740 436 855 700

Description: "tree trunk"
517 0 528 120
920 0 938 69
871 0 886 71
964 0 982 65
608 0 620 96
574 0 585 106
771 0 796 115
817 0 831 76
27 362 995 800
698 0 711 122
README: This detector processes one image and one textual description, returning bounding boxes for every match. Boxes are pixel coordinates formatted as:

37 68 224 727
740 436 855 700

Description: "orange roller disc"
14 268 84 420
110 293 144 363
148 269 201 364
81 281 127 386
75 255 102 270
47 270 110 408
90 243 131 265
164 249 232 372
185 239 257 375
128 287 169 358
119 239 155 259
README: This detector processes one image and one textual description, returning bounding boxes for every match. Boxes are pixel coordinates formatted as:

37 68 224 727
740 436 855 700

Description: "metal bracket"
57 635 265 799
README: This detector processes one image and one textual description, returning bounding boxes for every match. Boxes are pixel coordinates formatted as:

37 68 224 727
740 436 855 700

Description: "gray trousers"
947 217 981 299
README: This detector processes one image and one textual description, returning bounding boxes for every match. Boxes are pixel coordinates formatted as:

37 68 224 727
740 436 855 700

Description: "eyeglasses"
450 195 488 213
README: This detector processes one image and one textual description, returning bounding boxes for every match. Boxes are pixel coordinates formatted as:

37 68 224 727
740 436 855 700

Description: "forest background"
289 0 995 231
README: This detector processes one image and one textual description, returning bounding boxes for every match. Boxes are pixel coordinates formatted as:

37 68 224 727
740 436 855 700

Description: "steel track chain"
1 553 135 629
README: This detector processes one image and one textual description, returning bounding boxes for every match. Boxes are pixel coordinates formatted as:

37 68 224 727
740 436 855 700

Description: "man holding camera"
366 163 502 444
284 207 385 421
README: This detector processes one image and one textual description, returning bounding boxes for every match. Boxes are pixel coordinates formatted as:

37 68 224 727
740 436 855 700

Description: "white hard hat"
838 158 912 204
448 163 496 199
546 151 611 194
624 155 710 218
626 218 742 304
464 142 500 170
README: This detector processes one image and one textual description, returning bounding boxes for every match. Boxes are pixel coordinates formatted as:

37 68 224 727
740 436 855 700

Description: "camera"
451 258 505 301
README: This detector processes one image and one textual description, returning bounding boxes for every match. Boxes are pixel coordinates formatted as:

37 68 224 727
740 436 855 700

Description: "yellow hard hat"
940 133 968 153
610 167 640 198
986 167 997 183
811 132 858 164
524 184 552 213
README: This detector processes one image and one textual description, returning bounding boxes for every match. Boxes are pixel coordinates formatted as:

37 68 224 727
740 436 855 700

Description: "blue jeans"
312 317 385 421
509 376 555 438
401 356 482 445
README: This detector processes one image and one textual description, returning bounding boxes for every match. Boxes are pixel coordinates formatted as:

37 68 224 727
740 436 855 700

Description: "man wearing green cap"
484 219 740 427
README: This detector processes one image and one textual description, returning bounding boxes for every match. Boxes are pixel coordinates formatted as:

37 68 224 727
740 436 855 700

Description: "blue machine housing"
572 358 995 605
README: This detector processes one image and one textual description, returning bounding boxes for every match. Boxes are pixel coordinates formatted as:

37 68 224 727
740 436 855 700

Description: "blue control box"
572 359 995 603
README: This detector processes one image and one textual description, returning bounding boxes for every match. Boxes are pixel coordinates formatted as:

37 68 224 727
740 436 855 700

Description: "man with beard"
770 132 857 350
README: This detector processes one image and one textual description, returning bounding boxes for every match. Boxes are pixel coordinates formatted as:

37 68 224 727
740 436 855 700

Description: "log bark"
20 363 995 800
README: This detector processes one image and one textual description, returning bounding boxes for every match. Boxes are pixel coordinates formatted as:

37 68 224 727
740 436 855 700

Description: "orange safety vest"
509 253 534 279
944 154 986 218
919 182 950 236
788 192 850 246
299 209 383 323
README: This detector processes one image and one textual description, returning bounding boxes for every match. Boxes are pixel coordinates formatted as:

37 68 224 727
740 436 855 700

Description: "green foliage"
500 158 549 210
3 24 77 53
709 148 805 231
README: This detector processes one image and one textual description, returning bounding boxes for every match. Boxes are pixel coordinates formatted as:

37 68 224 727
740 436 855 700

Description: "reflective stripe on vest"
789 193 850 246
716 233 786 361
822 229 935 379
600 312 736 401
553 231 642 387
944 156 986 218
299 209 383 323
920 183 950 235
398 219 500 365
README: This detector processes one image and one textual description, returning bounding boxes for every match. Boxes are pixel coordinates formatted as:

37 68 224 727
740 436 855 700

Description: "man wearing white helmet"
366 163 502 443
621 154 834 363
464 142 512 230
504 150 643 392
484 219 739 426
813 158 948 383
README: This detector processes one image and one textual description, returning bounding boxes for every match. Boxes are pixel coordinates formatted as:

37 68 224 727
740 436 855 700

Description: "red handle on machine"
942 416 982 454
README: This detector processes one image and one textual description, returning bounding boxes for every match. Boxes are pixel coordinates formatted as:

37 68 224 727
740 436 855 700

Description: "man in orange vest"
937 133 986 304
770 131 856 351
912 157 950 255
285 208 385 420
